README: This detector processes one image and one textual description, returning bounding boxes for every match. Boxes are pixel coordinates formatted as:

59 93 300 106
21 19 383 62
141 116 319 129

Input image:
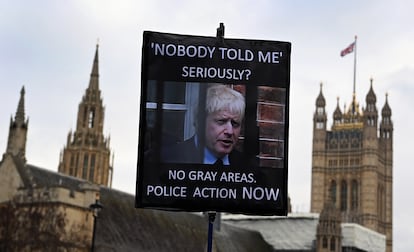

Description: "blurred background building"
0 46 391 252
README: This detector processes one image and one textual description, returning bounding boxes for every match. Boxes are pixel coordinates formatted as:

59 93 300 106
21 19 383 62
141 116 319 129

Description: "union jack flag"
340 42 355 57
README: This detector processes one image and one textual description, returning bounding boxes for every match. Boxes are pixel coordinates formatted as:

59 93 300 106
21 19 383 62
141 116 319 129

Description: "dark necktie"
214 158 223 167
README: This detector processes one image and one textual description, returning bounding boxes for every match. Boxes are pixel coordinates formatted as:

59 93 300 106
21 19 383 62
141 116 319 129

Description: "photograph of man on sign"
161 84 253 167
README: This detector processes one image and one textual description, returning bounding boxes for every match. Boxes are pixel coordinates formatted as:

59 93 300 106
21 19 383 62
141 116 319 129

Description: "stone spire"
6 86 29 161
316 82 326 107
58 45 113 187
380 93 393 140
88 44 99 90
15 86 26 125
365 78 377 105
313 82 327 131
363 78 378 128
333 97 342 126
381 93 392 118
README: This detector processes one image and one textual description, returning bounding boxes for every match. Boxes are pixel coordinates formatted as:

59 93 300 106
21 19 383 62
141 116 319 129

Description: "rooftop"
223 213 386 252
12 159 273 252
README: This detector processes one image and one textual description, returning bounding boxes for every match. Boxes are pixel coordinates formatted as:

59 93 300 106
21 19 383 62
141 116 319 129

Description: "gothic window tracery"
351 180 358 210
340 180 347 211
330 180 337 204
322 236 328 248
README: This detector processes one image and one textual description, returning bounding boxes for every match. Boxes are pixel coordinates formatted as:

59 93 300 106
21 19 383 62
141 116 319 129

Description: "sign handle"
207 212 216 252
206 23 224 252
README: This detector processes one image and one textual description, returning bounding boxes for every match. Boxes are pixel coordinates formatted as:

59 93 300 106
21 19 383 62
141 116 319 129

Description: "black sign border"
136 31 291 216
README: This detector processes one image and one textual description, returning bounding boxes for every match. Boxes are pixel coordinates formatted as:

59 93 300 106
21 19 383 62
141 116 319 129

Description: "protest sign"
136 31 291 215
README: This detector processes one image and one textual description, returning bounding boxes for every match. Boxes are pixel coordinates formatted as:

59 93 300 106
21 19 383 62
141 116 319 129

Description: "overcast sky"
1 0 413 250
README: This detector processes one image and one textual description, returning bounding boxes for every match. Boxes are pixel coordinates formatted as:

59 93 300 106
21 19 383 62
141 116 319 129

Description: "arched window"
341 180 347 211
88 108 95 128
316 121 324 129
368 103 375 112
351 180 358 210
378 185 384 221
82 154 89 179
89 154 96 181
330 180 337 204
69 155 75 175
317 107 324 115
330 237 336 251
322 236 328 248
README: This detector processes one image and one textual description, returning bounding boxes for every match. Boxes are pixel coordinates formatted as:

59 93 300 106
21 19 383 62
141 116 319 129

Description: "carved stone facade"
316 200 342 252
0 88 96 251
58 45 113 187
310 80 393 252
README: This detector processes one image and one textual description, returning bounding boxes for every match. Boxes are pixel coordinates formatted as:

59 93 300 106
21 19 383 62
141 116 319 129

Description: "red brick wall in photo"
233 85 286 168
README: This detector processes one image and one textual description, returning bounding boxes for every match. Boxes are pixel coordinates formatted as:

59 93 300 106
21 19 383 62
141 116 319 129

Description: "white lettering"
271 51 281 63
192 187 236 199
242 187 280 201
146 185 187 198
258 51 282 63
181 66 251 81
188 171 217 181
150 43 216 58
219 47 254 61
220 172 255 183
258 51 271 63
168 170 185 180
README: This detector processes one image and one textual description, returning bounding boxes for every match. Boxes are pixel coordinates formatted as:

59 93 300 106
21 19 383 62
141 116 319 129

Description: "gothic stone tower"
310 79 393 252
58 45 113 187
6 87 28 162
316 200 342 252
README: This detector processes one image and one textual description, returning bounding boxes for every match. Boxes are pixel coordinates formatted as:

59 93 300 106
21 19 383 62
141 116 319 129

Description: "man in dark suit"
162 84 247 167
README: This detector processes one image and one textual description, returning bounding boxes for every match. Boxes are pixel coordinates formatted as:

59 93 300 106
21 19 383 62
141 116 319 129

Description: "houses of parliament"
311 81 393 251
0 44 392 251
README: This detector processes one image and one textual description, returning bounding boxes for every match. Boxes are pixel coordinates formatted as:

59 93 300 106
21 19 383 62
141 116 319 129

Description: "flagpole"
351 35 357 115
353 35 357 95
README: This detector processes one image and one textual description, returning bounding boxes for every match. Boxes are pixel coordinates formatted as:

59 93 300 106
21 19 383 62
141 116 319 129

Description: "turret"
316 199 342 252
311 83 328 212
380 94 393 141
363 78 378 128
314 83 327 131
379 93 393 251
332 97 342 127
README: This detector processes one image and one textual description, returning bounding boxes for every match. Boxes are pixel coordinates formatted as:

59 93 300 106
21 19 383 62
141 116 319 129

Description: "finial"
319 82 324 95
96 38 100 48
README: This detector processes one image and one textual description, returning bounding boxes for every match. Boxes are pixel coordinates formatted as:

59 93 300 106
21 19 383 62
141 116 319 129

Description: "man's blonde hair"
206 85 245 119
